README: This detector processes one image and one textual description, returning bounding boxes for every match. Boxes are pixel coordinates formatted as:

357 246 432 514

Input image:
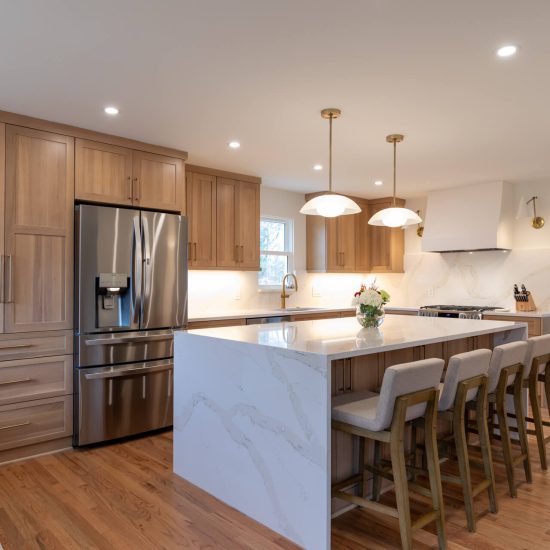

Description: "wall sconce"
416 210 424 237
527 196 545 229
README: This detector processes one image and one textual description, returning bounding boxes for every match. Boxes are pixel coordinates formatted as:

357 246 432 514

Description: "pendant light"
368 134 422 228
300 108 361 217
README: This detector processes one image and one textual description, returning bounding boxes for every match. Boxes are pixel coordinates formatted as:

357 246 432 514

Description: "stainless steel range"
421 305 505 318
74 205 187 446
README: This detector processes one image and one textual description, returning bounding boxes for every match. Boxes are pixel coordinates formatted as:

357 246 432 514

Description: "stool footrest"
333 490 399 519
411 510 438 532
332 474 362 493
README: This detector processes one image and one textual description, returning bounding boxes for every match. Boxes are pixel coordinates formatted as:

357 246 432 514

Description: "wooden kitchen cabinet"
326 215 356 271
75 141 185 213
75 139 133 206
186 171 217 268
4 125 74 333
306 194 404 273
0 123 4 334
368 198 405 273
186 165 261 271
217 177 260 269
132 150 185 212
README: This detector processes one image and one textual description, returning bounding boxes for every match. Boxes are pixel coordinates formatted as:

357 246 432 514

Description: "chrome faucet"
281 273 298 309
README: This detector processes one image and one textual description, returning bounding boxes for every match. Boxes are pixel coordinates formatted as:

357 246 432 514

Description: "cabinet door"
0 123 5 333
236 181 260 269
338 215 356 271
132 151 185 212
368 201 404 273
186 172 217 268
4 126 74 333
75 139 133 205
216 178 238 268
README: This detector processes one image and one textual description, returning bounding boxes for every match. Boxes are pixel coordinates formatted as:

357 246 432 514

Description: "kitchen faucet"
281 273 298 309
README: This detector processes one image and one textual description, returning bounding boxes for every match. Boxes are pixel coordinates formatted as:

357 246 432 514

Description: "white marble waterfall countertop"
183 315 526 360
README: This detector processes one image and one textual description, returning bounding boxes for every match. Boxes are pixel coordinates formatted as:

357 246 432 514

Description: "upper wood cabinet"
216 178 260 270
368 198 404 273
187 172 217 268
3 125 74 333
186 165 261 271
75 140 185 213
306 194 404 273
132 151 185 212
0 124 5 334
75 139 133 206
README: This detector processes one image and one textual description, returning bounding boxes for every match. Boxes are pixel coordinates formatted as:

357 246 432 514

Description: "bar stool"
415 349 497 532
484 341 531 497
332 358 446 550
516 334 550 470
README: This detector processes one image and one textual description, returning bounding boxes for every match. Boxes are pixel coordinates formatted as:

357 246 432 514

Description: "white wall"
188 181 550 317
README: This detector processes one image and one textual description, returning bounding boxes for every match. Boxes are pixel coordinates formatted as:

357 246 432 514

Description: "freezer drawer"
75 359 173 446
76 329 174 368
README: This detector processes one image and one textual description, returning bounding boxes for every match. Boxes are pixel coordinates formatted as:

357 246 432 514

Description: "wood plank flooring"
0 432 548 549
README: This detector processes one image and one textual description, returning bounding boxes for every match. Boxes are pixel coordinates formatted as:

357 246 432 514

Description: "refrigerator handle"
132 216 143 326
141 215 152 324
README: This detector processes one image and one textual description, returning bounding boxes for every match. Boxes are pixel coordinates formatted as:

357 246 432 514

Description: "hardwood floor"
0 432 548 549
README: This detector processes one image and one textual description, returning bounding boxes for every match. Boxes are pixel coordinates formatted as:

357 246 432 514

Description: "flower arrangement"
352 281 390 328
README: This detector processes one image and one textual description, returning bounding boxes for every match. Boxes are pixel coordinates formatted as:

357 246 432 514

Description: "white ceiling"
1 0 549 198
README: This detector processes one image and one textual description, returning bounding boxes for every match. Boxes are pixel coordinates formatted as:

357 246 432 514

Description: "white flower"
351 289 383 308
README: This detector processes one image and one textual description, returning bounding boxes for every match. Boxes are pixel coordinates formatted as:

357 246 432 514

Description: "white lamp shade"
368 207 422 228
300 193 361 217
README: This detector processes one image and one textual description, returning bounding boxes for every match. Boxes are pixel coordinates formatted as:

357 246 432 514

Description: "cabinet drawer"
290 312 340 321
0 330 72 361
483 315 541 337
0 395 72 451
0 355 72 406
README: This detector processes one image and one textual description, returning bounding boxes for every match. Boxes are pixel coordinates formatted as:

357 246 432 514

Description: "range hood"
422 181 514 252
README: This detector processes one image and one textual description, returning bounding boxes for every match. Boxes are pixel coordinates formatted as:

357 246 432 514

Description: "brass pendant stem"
329 114 333 193
392 140 397 206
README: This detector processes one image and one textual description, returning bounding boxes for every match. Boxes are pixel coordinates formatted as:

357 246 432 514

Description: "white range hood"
422 181 515 252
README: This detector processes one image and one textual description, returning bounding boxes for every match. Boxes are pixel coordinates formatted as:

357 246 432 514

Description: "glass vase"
355 305 385 328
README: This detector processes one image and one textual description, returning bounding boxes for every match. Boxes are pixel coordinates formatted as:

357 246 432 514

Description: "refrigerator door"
140 211 187 330
76 205 141 334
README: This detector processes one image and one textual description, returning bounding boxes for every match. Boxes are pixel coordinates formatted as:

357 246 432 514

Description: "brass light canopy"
368 134 422 228
527 196 545 229
300 108 362 218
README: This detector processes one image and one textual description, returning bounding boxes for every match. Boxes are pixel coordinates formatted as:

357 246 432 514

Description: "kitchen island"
173 315 527 550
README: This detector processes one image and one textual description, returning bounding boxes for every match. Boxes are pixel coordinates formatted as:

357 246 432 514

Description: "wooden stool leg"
424 401 447 549
390 424 413 550
529 376 547 470
357 435 366 498
513 377 532 483
372 440 382 502
496 388 517 497
453 405 476 532
476 389 498 515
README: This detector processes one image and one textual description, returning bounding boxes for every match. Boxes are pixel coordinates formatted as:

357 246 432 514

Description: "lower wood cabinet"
0 395 72 452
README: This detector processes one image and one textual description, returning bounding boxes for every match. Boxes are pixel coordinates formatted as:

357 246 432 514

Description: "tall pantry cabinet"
0 124 74 462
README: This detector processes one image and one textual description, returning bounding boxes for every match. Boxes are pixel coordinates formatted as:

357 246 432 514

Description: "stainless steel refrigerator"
74 204 187 446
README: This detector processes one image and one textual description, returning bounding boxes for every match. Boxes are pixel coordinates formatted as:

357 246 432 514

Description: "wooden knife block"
516 293 536 312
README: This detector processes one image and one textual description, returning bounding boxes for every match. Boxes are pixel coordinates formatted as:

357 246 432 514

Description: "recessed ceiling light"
374 180 384 186
104 106 119 115
228 141 241 149
313 164 323 171
497 45 517 58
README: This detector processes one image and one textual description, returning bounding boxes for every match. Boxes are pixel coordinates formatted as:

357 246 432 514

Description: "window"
258 217 294 289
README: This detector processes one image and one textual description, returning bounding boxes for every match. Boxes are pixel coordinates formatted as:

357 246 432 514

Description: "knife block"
515 293 536 312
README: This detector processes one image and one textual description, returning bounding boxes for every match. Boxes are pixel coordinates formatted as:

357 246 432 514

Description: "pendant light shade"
300 108 361 217
368 134 421 228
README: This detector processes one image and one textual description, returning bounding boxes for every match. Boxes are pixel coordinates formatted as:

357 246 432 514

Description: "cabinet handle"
0 343 32 350
0 255 4 303
188 242 193 263
194 243 197 262
5 255 13 303
127 176 132 200
240 245 244 263
341 252 345 266
235 245 240 263
0 421 30 431
133 177 139 201
0 377 32 386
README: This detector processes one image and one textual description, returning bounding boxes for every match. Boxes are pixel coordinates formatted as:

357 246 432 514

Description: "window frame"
258 216 294 291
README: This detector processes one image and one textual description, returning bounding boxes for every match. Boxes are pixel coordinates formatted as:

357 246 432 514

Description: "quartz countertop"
182 314 526 360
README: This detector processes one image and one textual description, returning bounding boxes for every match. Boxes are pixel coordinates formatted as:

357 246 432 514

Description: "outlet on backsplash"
427 286 435 298
312 285 322 298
